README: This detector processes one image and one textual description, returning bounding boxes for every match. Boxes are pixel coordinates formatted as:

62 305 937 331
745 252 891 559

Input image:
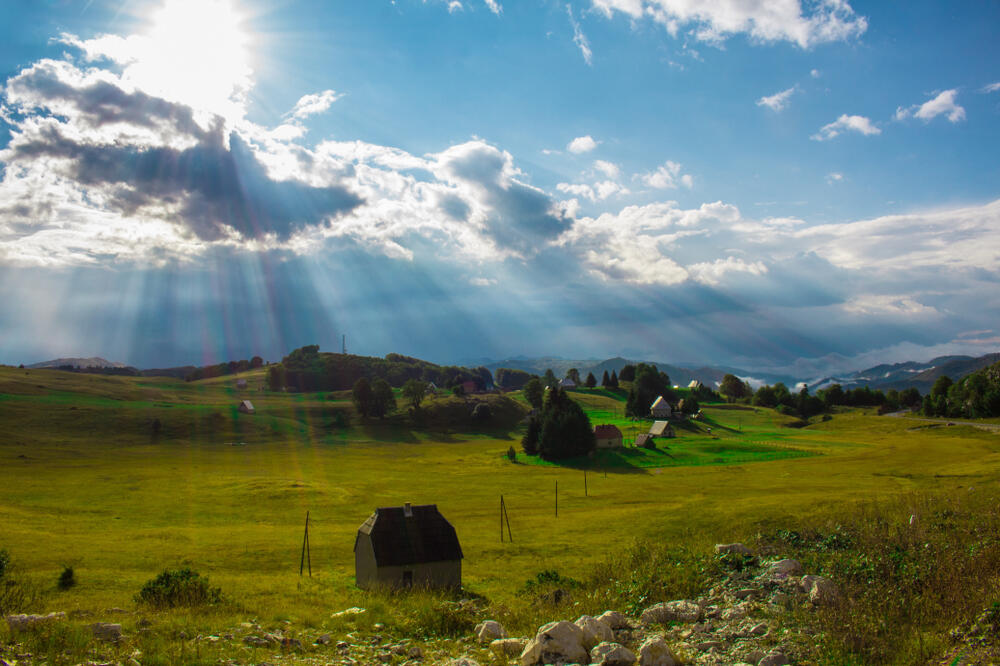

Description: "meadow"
2 366 1000 663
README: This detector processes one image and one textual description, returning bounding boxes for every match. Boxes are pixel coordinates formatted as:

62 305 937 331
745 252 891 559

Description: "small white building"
649 420 675 438
650 396 672 418
688 380 703 390
238 400 255 414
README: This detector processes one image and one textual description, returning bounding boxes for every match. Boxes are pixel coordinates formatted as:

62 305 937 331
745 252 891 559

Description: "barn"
238 400 255 414
650 420 675 438
594 424 623 449
650 396 672 418
354 503 463 590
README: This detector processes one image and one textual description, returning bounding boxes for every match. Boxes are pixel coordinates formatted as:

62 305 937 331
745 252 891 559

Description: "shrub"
506 446 516 462
136 568 221 608
58 566 76 590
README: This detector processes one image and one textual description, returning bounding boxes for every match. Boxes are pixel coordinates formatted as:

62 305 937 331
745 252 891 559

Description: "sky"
0 0 998 376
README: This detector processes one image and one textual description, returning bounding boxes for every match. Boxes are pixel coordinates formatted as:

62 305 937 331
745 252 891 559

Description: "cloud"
567 135 599 153
448 1 463 12
756 86 796 111
982 82 1000 94
894 89 966 123
483 0 502 14
826 172 843 184
567 5 593 65
810 68 821 78
811 114 880 141
592 160 620 179
590 0 867 48
639 160 694 189
290 90 342 119
469 276 497 286
556 179 629 202
687 256 768 285
841 294 939 317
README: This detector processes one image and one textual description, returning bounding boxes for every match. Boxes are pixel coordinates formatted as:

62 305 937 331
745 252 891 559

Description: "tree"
626 363 671 417
371 378 396 418
753 385 776 408
543 368 558 389
250 356 264 369
522 415 540 455
495 368 532 390
266 365 286 392
402 379 427 410
523 377 544 409
471 402 491 421
719 374 748 401
585 372 597 388
601 370 610 387
566 368 581 385
678 396 699 414
619 364 636 382
822 384 845 408
352 377 373 418
609 370 619 388
900 387 922 410
537 387 596 461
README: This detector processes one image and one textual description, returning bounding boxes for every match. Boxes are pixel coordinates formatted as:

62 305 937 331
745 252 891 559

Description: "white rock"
492 638 529 657
475 620 508 643
638 637 677 666
640 600 701 625
331 606 366 617
590 641 637 666
575 615 614 650
769 559 803 576
92 622 123 642
596 610 630 630
520 620 589 666
715 543 753 557
6 613 66 631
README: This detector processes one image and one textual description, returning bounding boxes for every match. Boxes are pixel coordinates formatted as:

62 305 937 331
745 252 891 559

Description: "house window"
403 570 413 587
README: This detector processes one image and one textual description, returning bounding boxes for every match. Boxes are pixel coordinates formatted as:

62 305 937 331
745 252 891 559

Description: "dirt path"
883 411 1000 431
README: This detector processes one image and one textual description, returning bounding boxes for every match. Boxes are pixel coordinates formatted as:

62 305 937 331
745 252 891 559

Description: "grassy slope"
2 367 1000 645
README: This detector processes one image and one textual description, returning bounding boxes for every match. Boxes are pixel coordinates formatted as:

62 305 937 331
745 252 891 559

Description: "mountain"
28 357 127 369
809 353 1000 394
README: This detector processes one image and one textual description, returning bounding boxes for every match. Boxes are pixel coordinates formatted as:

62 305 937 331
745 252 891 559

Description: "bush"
471 402 491 421
58 566 76 590
506 446 517 462
136 568 221 608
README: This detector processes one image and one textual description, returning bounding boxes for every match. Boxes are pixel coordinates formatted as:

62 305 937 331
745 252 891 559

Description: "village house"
688 380 704 390
634 433 654 448
649 420 675 438
650 395 672 419
237 399 255 414
594 424 623 449
354 503 463 589
559 377 577 389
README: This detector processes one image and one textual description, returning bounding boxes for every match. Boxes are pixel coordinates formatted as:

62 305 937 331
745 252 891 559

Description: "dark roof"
356 504 463 567
594 424 622 438
634 434 653 447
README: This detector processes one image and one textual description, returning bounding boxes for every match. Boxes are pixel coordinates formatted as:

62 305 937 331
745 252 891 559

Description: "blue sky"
0 0 998 376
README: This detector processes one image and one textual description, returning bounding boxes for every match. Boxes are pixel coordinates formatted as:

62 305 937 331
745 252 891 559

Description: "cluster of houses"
592 393 683 449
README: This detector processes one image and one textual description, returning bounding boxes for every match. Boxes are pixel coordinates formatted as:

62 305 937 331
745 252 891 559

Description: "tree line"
921 363 1000 418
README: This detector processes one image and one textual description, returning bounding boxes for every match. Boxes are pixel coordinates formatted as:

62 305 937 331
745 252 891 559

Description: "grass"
2 367 1000 663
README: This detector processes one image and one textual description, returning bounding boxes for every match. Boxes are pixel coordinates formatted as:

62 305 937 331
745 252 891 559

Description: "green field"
2 367 1000 663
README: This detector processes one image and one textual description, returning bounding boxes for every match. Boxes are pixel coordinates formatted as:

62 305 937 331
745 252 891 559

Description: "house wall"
355 533 462 589
651 407 672 418
596 436 621 449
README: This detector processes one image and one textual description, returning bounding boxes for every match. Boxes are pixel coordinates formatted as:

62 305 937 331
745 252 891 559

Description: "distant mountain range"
28 357 128 369
808 353 1000 394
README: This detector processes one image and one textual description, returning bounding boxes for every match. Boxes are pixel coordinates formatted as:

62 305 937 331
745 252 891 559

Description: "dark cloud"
10 126 363 240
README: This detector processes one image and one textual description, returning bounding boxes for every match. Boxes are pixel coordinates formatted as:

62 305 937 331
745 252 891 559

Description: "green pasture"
2 366 1000 643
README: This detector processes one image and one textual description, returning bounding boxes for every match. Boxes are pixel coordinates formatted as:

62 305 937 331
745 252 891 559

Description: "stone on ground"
715 543 753 557
520 620 589 666
475 619 508 643
590 641 637 665
640 600 701 625
575 614 615 649
638 637 677 666
596 610 630 630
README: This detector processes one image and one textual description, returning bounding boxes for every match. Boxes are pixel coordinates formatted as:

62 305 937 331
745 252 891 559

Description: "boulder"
92 622 123 642
721 604 748 620
476 620 509 643
6 612 66 631
638 637 677 666
715 543 753 557
640 600 701 625
596 610 630 630
768 559 803 576
520 620 589 666
590 641 637 666
575 615 614 650
492 638 529 657
407 646 424 660
758 651 790 666
801 575 840 605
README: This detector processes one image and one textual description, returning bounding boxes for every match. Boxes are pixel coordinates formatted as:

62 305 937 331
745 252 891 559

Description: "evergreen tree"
619 364 636 382
601 370 610 387
523 377 544 409
609 370 619 388
352 377 373 418
521 415 540 455
585 372 597 388
537 387 595 460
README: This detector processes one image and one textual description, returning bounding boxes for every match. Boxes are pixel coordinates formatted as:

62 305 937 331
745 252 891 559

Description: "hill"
27 356 127 369
811 352 1000 394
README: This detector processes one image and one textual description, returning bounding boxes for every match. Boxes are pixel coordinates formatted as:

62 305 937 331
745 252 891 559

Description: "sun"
123 0 253 124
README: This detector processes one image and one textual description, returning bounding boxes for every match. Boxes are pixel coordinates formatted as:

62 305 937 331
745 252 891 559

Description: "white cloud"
567 5 593 65
981 82 1000 93
687 256 768 285
841 295 939 317
469 276 497 286
810 68 821 78
290 90 342 119
483 0 502 14
639 160 694 189
756 86 796 111
590 0 867 48
567 135 599 153
894 89 966 123
556 179 629 201
826 172 843 184
447 1 463 12
811 114 880 141
592 159 620 179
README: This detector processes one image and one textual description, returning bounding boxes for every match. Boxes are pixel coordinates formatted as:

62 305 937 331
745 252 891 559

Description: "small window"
402 570 413 587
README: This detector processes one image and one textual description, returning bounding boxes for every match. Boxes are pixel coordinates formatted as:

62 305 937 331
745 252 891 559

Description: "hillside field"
2 366 1000 663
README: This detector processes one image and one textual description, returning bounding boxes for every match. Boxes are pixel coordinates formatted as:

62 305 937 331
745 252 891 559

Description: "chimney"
404 502 412 517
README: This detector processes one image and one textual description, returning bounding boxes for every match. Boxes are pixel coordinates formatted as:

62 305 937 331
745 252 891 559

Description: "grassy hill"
2 366 1000 663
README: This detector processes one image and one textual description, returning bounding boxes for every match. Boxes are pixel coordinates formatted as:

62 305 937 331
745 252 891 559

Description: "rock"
590 641 637 666
450 659 481 666
6 612 66 631
407 646 423 660
748 622 769 637
638 637 677 666
575 615 614 650
92 622 123 642
337 640 350 649
758 651 790 666
596 610 630 630
520 620 589 666
721 604 748 620
745 650 765 664
769 559 803 576
640 600 701 625
492 638 529 657
244 636 270 647
281 637 303 650
331 607 367 618
475 620 508 643
315 633 332 645
801 575 840 605
734 589 756 600
715 543 753 557
697 641 725 652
